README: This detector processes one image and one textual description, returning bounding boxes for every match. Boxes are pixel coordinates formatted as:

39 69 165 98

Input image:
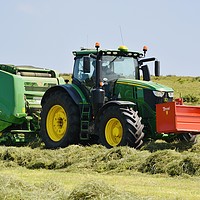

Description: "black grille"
144 89 173 111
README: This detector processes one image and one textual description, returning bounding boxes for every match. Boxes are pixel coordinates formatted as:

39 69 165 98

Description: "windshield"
101 56 137 81
73 55 138 84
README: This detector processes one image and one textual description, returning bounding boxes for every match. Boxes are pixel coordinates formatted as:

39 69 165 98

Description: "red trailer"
156 100 200 134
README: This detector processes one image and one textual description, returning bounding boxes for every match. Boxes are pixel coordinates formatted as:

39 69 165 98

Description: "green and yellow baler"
0 64 65 144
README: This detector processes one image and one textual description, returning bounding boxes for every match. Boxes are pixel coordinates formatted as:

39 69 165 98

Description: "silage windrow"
0 138 200 176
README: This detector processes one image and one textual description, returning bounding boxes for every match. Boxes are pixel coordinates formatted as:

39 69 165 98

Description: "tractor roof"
73 48 143 58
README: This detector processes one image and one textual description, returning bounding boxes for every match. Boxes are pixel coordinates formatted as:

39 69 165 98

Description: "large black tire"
97 106 144 148
40 90 80 148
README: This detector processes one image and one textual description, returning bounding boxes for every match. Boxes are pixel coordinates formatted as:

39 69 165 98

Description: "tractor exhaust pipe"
155 61 160 76
92 43 105 116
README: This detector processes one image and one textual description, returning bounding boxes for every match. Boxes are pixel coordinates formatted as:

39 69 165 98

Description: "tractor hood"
116 78 173 92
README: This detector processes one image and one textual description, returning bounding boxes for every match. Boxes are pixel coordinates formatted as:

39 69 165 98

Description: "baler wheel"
40 91 80 148
97 106 144 148
177 133 197 144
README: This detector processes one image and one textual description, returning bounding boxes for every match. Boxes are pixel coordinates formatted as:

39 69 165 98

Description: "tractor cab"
72 44 161 101
72 43 174 140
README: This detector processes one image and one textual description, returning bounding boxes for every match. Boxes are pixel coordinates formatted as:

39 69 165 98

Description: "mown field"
1 141 200 200
1 75 200 200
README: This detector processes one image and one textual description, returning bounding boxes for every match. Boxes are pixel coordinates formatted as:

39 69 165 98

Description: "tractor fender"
41 84 85 106
96 100 136 120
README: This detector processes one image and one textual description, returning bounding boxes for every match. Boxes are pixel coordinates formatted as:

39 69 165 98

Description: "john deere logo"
164 98 168 102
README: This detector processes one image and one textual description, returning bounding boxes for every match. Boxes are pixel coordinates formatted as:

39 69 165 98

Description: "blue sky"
1 0 200 76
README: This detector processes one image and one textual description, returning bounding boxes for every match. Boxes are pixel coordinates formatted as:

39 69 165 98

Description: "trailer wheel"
177 133 197 144
97 106 144 148
40 91 80 148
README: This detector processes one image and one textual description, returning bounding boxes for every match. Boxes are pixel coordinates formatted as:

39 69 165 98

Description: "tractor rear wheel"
40 91 80 148
97 106 144 148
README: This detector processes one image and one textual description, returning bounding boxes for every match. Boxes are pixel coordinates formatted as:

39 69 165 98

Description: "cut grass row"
1 140 200 176
0 138 200 199
1 164 200 199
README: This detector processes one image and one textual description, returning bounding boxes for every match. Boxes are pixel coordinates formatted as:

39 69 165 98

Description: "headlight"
168 92 174 98
153 91 165 97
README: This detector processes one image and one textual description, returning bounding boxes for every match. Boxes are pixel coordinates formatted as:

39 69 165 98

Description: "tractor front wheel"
97 106 144 148
40 91 80 148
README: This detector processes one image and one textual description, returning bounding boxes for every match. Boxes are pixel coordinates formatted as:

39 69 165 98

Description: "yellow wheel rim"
105 118 123 146
46 105 67 142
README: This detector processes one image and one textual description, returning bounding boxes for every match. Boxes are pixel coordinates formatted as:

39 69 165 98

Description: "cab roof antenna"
119 25 124 45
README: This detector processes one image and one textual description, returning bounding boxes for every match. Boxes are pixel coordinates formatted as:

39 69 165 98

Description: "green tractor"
40 43 197 148
0 64 65 145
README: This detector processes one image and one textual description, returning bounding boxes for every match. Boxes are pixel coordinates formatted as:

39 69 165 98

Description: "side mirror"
141 65 150 81
155 61 160 76
83 56 91 73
